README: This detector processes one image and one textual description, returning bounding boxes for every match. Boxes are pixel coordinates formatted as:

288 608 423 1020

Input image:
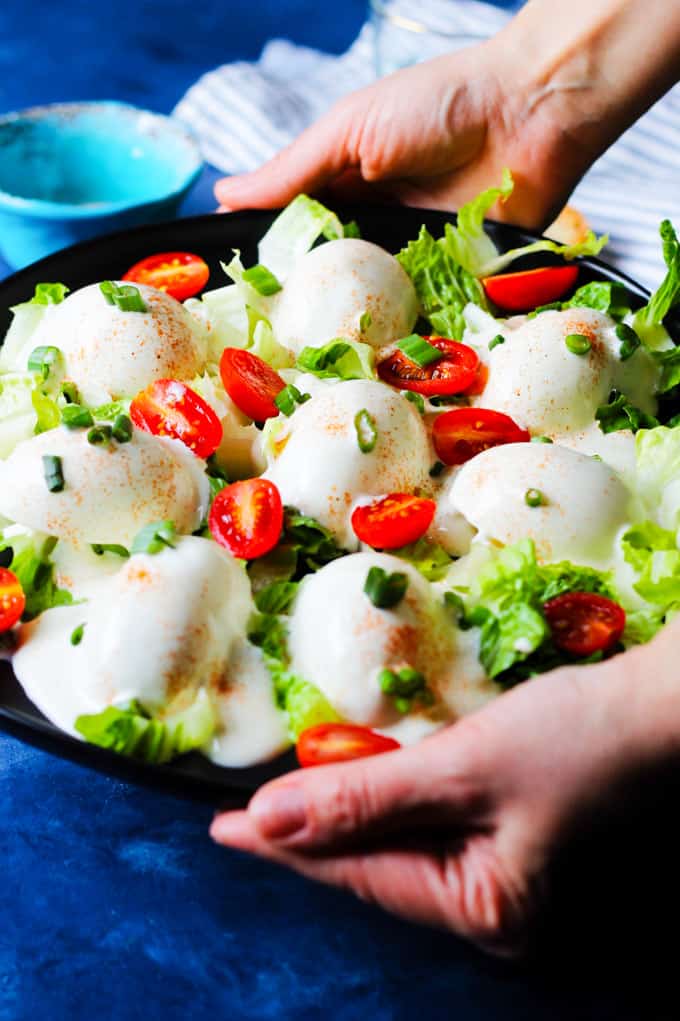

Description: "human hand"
212 633 675 957
214 0 680 232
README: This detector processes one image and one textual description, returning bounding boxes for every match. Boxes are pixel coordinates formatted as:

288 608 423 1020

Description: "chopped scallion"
60 381 80 404
27 345 63 381
131 520 177 556
274 384 311 417
42 454 64 493
524 488 545 507
112 414 133 443
530 435 553 444
364 566 408 608
242 263 282 295
565 333 592 355
429 461 446 478
87 424 113 445
396 334 442 368
70 623 86 646
91 543 130 558
100 281 147 313
488 334 505 351
402 390 425 414
61 404 94 430
359 310 373 332
354 408 378 453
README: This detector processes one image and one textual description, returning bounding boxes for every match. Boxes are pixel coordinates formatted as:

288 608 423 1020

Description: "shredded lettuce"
257 194 346 282
0 530 73 620
633 220 680 349
0 373 38 457
396 226 487 339
459 539 616 682
75 688 216 764
562 281 631 320
596 390 659 434
0 284 69 375
633 426 680 529
477 231 608 279
621 521 680 607
296 338 375 381
392 537 453 582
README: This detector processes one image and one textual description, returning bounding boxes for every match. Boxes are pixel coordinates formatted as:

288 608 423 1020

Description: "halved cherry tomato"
377 337 479 397
209 478 283 559
543 592 626 657
352 493 436 549
463 361 489 397
123 251 210 302
297 723 401 767
482 265 579 313
432 408 530 466
0 568 25 632
130 379 223 459
220 348 286 421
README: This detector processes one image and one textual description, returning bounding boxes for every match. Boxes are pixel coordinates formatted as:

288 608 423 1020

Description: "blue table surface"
0 2 672 1018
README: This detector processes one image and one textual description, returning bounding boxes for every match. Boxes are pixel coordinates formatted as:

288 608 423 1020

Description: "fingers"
214 101 356 210
210 812 526 955
233 726 488 852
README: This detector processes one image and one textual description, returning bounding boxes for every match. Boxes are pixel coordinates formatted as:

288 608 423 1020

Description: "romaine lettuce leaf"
75 688 216 764
477 230 608 279
621 521 680 605
0 530 73 620
633 220 680 348
392 536 453 581
596 390 659 434
562 281 631 320
0 372 38 457
633 426 680 529
257 194 346 281
442 168 514 275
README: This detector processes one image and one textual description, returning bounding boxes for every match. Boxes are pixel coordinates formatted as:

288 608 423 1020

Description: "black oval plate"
0 205 674 802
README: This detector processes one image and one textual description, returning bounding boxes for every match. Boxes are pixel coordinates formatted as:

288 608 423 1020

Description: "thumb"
244 725 487 850
213 101 357 210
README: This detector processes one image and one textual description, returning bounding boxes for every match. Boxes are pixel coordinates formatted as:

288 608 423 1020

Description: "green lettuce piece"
75 688 216 764
254 580 299 614
461 539 616 682
621 521 680 605
443 168 514 275
596 390 659 434
634 220 680 348
0 284 69 375
562 281 631 320
478 231 608 279
296 338 376 380
31 389 61 434
396 225 487 339
652 346 680 394
257 194 346 281
393 537 453 582
634 426 680 528
0 373 38 457
0 531 73 620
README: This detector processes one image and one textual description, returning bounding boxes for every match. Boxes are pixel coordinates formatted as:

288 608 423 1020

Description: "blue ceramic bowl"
0 101 203 269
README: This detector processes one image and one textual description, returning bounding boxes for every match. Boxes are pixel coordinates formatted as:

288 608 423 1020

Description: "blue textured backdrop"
0 2 671 1018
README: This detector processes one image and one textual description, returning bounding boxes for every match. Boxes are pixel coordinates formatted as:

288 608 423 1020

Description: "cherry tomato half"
123 251 210 302
482 265 579 313
543 592 626 657
0 568 25 632
352 493 436 549
220 348 286 422
377 337 480 397
130 379 223 459
432 407 530 466
296 723 401 767
209 478 283 559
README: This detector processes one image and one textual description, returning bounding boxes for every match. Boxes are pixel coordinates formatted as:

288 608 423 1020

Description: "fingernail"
250 784 306 840
210 812 249 845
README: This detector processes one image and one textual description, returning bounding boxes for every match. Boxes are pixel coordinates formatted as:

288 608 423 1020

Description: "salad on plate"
1 171 680 770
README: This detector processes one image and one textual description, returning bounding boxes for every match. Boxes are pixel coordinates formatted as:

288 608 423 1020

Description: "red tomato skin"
377 337 479 397
219 348 286 421
543 592 626 657
351 494 436 549
297 723 401 767
482 265 579 313
123 251 210 302
432 407 531 466
0 568 26 632
209 479 283 560
130 379 223 459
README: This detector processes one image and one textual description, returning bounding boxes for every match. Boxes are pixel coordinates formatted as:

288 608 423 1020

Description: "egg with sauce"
270 239 418 354
263 379 432 549
0 426 209 547
27 282 207 405
287 552 497 729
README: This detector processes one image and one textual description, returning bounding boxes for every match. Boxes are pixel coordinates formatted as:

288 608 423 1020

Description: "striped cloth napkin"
174 0 680 289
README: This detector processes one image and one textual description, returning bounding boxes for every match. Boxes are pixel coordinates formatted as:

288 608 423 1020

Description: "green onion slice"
28 345 63 381
564 333 592 355
60 381 80 405
100 281 147 313
396 334 442 368
112 414 133 443
274 384 311 417
70 623 86 646
42 454 64 493
61 404 94 430
354 408 378 453
402 390 425 414
364 566 408 609
530 435 553 444
87 424 113 445
242 263 282 296
488 334 505 351
524 488 545 507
